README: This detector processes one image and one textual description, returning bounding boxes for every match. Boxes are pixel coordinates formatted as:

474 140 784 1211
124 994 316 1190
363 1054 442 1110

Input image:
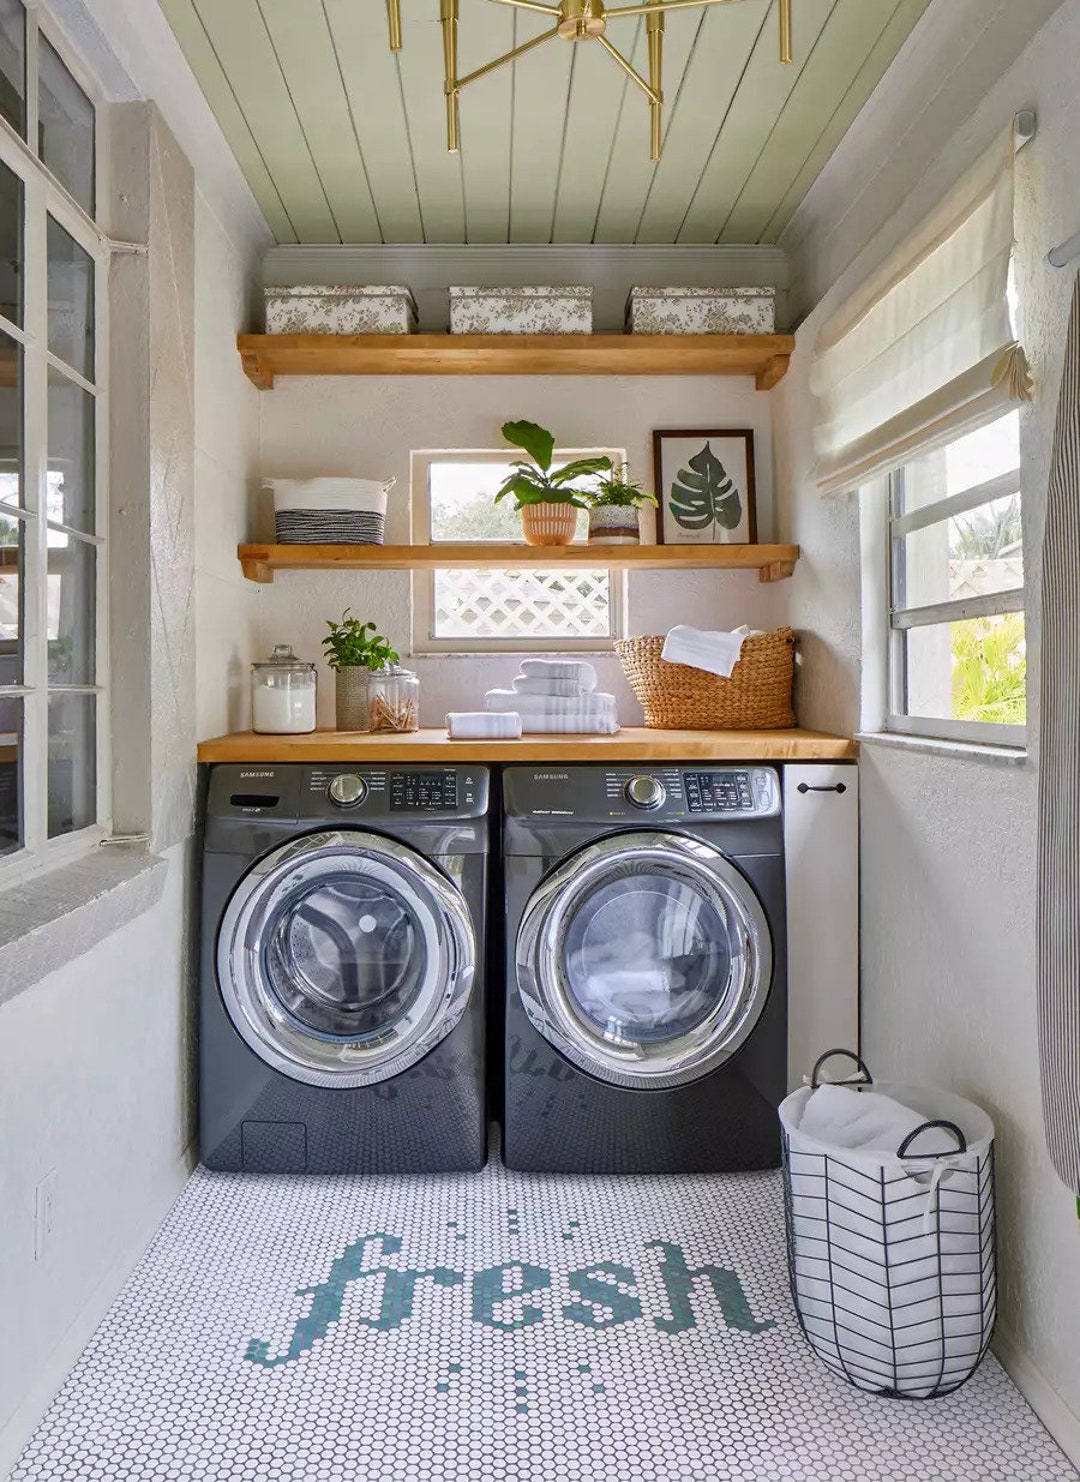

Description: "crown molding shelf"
237 541 800 585
237 332 794 389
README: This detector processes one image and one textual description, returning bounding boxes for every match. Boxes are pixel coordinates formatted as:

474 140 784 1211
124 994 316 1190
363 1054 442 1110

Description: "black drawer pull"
796 782 847 795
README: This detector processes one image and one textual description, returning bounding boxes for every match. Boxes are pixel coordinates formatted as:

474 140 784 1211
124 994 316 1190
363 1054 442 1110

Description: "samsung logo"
534 772 569 781
239 770 275 779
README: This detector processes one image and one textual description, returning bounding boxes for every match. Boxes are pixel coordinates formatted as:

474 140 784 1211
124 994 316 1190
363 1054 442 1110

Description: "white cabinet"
783 764 859 1090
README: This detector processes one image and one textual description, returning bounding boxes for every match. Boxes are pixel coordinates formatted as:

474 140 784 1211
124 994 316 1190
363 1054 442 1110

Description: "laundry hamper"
780 1050 996 1400
266 477 395 545
615 629 795 730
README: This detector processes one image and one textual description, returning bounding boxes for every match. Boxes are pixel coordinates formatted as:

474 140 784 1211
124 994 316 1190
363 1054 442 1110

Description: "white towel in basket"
661 624 761 678
799 1085 957 1155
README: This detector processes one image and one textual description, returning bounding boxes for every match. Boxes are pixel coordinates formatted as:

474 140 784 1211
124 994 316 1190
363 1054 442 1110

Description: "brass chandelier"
384 0 794 162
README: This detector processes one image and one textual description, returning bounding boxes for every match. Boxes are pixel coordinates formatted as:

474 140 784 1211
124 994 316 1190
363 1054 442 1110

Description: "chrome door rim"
218 830 475 1087
516 831 772 1089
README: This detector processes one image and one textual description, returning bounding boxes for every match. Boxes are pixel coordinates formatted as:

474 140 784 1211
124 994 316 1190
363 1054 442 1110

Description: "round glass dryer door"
516 832 772 1089
217 831 475 1087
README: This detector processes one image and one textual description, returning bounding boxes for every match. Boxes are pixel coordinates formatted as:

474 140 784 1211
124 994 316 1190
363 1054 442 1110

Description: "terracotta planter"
334 667 370 731
588 504 642 545
520 502 579 546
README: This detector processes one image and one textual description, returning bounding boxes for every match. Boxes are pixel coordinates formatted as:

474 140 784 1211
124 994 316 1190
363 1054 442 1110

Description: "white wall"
774 0 1080 1451
257 375 785 726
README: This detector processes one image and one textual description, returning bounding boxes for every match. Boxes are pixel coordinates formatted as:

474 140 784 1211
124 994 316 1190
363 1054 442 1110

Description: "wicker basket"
615 629 796 730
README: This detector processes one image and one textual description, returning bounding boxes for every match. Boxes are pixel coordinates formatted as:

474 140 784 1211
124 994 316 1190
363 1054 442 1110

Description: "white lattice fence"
433 568 613 640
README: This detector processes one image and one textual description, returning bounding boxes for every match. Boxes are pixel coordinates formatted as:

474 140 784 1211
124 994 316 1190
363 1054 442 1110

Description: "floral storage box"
264 284 417 335
449 285 592 334
625 286 776 335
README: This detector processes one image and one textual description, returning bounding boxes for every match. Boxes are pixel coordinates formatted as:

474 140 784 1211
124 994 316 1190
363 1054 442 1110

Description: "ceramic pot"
588 504 642 545
520 502 579 546
334 667 370 731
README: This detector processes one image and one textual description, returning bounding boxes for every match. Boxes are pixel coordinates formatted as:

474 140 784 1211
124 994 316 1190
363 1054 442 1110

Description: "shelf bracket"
755 354 789 391
759 559 797 584
240 346 275 390
241 555 274 584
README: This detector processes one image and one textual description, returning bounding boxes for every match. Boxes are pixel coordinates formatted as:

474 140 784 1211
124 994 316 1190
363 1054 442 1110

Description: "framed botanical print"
652 429 757 545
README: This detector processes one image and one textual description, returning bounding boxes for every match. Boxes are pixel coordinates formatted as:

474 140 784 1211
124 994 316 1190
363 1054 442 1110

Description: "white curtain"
811 125 1032 495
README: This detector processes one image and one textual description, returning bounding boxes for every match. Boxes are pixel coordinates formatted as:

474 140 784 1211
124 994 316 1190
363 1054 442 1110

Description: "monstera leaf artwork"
654 430 756 545
669 443 743 534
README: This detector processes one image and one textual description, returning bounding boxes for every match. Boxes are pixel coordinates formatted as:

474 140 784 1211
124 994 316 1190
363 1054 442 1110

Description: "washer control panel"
390 769 460 811
505 765 780 821
296 766 488 819
685 768 779 816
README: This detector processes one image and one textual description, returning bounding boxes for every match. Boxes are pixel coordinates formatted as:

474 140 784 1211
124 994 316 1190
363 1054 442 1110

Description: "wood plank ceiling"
158 0 929 246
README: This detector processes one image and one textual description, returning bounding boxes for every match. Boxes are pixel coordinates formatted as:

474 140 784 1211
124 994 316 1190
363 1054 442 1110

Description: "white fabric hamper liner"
780 1050 996 1400
266 477 394 545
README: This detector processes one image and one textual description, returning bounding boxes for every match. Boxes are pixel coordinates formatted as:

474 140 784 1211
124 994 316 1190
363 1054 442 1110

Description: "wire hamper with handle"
779 1050 996 1400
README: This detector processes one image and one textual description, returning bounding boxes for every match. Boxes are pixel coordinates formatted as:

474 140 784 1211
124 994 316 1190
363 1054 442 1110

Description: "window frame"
884 420 1026 749
0 0 109 886
410 447 627 656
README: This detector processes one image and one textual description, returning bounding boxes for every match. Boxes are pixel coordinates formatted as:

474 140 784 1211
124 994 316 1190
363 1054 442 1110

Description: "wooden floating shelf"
238 541 800 585
198 727 858 765
237 333 795 390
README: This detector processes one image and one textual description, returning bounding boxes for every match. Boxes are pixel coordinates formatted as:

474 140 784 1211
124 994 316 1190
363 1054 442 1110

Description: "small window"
886 411 1025 746
411 450 625 653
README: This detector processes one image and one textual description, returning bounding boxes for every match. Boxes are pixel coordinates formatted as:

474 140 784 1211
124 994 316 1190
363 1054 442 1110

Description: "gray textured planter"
334 667 370 731
588 504 642 545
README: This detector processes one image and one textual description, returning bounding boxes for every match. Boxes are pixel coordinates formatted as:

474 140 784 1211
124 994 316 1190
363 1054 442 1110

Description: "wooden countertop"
197 727 858 764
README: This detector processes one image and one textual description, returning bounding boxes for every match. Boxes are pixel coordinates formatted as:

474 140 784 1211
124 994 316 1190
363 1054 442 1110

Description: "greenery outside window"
886 411 1025 747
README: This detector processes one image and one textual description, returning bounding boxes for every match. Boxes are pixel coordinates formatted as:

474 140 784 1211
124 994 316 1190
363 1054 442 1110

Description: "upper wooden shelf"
237 332 795 390
238 541 800 585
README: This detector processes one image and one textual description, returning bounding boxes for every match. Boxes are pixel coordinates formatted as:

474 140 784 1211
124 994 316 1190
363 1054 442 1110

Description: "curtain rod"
1048 231 1080 270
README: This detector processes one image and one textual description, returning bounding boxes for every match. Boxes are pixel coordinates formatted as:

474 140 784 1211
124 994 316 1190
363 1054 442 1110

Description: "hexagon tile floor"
12 1159 1076 1482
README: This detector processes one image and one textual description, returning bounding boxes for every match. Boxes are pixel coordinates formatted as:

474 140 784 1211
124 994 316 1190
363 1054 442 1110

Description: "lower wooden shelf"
197 727 858 765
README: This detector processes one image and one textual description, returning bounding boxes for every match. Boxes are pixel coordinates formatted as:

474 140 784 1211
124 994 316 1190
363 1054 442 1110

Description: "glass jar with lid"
367 663 420 733
251 644 317 734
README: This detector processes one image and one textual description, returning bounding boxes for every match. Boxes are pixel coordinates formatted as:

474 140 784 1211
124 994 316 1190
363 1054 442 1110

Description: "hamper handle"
896 1119 968 1159
810 1048 873 1089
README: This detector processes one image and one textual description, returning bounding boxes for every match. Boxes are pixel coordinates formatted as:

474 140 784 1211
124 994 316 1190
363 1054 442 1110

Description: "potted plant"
494 419 612 546
586 464 658 545
322 610 399 731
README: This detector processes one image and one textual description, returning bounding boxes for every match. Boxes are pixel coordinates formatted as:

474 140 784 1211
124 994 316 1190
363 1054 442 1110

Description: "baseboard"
0 1142 197 1481
993 1324 1080 1469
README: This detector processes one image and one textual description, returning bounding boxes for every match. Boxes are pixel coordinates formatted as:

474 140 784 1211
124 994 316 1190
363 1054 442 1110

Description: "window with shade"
0 0 104 873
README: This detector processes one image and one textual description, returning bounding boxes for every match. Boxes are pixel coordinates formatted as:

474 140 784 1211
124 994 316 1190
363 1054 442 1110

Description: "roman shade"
811 125 1032 495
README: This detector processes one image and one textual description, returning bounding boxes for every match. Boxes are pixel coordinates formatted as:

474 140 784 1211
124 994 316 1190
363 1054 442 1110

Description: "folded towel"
484 689 620 735
799 1085 957 1157
661 624 762 679
446 711 522 740
512 673 597 697
518 658 598 685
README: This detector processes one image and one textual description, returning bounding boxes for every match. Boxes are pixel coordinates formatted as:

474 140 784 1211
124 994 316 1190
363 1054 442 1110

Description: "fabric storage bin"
615 629 795 729
264 284 417 335
266 477 395 545
625 286 776 335
780 1051 996 1400
449 286 592 334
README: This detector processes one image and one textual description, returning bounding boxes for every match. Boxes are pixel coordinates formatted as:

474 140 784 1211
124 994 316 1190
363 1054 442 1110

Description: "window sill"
857 731 1028 766
0 845 168 1011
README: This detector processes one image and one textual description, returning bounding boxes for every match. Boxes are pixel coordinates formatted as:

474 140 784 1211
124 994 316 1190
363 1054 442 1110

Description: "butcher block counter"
196 727 858 764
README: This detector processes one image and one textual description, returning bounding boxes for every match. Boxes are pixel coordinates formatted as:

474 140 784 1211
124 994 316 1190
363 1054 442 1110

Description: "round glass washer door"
516 831 772 1090
217 830 475 1087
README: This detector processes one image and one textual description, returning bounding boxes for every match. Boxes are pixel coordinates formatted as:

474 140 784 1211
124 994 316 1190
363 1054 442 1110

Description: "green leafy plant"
322 610 398 672
588 463 658 509
951 612 1026 725
493 420 612 510
670 442 743 533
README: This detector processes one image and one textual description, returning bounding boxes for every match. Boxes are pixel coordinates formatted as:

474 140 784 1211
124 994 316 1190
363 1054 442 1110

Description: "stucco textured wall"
775 0 1080 1438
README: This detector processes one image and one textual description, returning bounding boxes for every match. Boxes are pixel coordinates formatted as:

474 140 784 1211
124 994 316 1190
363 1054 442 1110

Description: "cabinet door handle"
797 782 847 795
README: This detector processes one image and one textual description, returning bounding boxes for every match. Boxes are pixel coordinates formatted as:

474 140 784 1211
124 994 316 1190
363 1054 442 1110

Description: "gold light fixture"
387 0 793 162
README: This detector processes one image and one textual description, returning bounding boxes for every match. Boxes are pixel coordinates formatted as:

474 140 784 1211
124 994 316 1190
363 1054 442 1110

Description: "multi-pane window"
886 411 1025 745
411 451 625 653
0 0 105 871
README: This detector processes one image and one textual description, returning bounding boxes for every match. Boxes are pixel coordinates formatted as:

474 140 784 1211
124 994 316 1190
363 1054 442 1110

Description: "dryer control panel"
505 765 780 821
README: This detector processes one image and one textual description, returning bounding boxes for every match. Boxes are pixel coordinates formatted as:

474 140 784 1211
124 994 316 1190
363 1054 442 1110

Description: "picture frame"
652 429 757 545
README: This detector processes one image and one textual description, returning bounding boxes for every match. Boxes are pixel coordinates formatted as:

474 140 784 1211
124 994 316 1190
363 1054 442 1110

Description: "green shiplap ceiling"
158 0 930 246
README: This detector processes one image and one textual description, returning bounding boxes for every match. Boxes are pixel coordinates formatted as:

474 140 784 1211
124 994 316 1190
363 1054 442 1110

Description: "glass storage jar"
251 644 317 734
367 663 420 733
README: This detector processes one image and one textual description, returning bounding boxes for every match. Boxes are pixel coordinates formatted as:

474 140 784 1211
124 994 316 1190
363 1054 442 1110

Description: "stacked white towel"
661 624 762 678
446 711 523 740
484 659 619 734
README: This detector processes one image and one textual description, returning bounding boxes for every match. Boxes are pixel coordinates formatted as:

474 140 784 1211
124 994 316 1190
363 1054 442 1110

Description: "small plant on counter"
322 611 399 732
494 419 612 546
321 610 398 671
585 464 657 547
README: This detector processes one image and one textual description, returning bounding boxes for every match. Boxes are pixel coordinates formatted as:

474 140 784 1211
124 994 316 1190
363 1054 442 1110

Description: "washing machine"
503 764 786 1174
200 763 489 1173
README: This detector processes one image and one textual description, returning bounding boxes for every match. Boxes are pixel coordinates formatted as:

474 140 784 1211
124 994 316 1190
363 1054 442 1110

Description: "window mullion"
24 3 37 160
22 162 48 853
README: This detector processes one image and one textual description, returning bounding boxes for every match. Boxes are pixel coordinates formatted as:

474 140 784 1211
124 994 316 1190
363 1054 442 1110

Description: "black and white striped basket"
274 509 385 545
780 1050 996 1400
